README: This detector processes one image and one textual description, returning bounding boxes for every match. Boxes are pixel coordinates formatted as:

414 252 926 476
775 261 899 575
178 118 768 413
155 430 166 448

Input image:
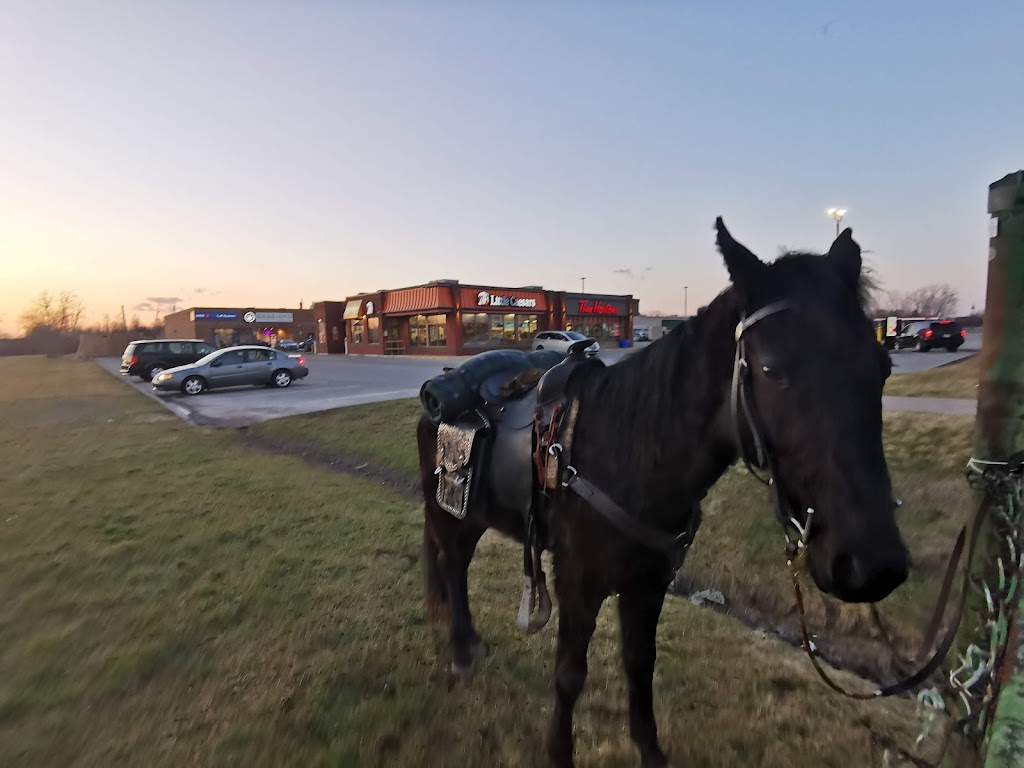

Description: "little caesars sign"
476 291 537 309
243 311 294 323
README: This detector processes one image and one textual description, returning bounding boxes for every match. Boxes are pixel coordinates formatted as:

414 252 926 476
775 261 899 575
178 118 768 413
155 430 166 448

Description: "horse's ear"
827 227 862 287
715 217 764 290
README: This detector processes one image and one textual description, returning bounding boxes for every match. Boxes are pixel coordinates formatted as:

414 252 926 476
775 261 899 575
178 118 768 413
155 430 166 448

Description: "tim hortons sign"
477 291 537 309
576 299 620 315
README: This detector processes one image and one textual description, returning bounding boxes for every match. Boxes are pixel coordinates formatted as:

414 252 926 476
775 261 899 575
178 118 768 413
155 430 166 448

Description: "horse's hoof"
450 661 474 681
470 639 489 658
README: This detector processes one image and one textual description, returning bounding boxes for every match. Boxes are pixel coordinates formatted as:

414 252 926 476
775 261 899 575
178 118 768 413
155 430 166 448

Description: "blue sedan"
152 345 310 395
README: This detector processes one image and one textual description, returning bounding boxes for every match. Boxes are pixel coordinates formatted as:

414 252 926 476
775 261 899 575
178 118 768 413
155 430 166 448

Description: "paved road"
95 334 979 428
885 331 980 374
95 348 641 427
881 396 976 416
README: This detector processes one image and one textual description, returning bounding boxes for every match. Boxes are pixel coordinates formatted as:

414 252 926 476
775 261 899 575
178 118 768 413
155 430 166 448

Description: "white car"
532 331 599 357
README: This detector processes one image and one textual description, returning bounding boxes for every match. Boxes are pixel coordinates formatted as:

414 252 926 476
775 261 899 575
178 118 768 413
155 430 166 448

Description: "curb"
91 360 203 427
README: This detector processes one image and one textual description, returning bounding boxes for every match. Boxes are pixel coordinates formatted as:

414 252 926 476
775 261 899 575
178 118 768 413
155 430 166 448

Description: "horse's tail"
417 413 449 627
423 520 448 626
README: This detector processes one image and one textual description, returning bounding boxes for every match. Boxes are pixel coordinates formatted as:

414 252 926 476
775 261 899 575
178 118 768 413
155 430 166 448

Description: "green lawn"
0 356 930 767
884 355 979 399
253 369 979 677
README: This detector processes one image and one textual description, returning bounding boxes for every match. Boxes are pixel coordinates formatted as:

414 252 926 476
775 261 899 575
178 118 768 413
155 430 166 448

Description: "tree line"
14 290 160 338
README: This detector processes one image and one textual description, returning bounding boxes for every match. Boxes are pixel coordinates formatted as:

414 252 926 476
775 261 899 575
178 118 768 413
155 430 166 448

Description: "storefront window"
463 312 539 346
367 317 380 344
463 312 489 347
214 328 240 348
351 319 364 344
566 317 624 340
410 314 448 347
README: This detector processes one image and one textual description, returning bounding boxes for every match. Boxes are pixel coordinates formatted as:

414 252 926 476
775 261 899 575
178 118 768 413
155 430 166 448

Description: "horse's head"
715 217 908 603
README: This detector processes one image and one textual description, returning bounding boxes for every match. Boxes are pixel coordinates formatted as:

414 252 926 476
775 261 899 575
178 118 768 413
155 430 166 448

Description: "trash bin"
619 338 630 349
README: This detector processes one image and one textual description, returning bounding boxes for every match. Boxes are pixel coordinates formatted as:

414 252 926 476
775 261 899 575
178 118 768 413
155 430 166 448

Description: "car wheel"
536 345 544 350
918 342 931 352
147 365 165 380
272 370 292 388
182 376 205 396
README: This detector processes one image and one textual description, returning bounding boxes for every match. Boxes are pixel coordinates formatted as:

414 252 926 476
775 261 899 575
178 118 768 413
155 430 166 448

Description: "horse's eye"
761 365 788 385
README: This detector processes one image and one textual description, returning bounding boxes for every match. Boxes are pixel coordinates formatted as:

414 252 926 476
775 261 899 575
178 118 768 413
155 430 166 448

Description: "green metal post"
981 170 1024 767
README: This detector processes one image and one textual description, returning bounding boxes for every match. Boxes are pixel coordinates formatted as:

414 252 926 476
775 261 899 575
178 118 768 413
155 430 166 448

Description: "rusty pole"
979 170 1024 767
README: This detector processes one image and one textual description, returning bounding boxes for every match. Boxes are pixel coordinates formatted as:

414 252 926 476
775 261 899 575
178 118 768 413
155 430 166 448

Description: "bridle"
730 300 814 555
732 301 980 700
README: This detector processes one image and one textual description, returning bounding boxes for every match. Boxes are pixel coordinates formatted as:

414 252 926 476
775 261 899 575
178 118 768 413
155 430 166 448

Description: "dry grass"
252 396 423 476
255 393 978 680
0 357 929 767
884 355 979 399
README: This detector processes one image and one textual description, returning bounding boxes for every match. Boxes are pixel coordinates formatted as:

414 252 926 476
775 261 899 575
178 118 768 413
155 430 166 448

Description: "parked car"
151 346 309 395
275 339 300 351
121 339 217 381
532 331 600 357
894 319 966 352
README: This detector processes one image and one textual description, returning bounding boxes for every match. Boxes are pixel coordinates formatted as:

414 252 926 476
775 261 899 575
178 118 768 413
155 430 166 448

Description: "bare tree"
18 290 85 335
874 283 959 317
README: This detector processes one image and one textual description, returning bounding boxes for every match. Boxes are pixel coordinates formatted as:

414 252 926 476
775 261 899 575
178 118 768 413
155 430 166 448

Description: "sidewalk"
882 395 976 416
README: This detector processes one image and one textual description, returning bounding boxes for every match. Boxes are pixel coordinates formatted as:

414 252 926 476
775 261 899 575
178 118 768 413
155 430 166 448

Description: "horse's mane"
571 288 742 511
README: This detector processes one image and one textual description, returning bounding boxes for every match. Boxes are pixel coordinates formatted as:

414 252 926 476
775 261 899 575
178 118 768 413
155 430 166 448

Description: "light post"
684 286 688 316
826 207 847 238
581 277 586 293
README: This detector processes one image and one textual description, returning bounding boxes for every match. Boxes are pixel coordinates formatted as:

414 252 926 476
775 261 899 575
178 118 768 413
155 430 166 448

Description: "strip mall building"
330 280 638 356
163 307 316 348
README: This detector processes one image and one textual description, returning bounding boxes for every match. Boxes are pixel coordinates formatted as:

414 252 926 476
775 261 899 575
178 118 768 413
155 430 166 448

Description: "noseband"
731 301 981 701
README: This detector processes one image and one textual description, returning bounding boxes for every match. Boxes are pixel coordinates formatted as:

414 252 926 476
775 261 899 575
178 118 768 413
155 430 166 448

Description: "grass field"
0 356 935 767
884 355 979 399
252 366 979 677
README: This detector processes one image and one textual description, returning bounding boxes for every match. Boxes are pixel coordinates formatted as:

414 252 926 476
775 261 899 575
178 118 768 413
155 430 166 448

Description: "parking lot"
95 333 979 428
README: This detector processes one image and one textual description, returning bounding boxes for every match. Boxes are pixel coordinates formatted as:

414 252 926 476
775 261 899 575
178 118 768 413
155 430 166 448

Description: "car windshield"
565 332 588 340
194 349 227 366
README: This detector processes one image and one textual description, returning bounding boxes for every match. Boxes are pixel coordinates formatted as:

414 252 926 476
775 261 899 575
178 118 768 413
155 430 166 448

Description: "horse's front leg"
546 583 605 768
618 588 670 768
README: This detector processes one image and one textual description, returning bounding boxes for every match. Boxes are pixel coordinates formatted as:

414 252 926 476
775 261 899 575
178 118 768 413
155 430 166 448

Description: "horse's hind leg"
433 514 487 679
618 588 670 768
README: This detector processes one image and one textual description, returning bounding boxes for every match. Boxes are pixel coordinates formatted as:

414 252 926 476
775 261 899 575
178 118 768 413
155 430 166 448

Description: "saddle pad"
435 410 490 519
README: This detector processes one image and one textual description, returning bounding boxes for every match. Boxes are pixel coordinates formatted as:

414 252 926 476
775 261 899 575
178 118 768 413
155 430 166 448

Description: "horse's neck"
579 290 741 527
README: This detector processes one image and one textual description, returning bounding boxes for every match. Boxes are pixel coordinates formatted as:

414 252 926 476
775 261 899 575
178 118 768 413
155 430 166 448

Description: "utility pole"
684 286 688 317
975 170 1024 767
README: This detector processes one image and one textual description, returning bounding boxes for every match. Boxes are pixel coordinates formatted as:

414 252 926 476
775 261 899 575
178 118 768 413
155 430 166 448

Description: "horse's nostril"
831 553 862 591
830 550 909 603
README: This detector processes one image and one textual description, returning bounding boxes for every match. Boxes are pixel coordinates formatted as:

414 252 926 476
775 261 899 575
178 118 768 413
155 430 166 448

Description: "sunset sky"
1 1 1020 334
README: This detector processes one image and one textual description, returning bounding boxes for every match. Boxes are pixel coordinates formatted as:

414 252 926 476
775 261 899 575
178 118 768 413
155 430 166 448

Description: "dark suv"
121 339 217 381
895 320 966 352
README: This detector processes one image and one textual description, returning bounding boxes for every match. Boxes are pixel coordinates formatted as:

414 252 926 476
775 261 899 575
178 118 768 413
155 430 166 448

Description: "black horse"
417 218 909 768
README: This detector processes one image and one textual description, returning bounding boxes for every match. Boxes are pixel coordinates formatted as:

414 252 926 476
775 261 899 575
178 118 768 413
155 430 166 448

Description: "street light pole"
684 286 688 316
826 207 847 238
581 277 586 293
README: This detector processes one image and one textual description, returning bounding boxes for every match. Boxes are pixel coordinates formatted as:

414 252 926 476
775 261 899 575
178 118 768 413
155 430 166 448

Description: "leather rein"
732 301 981 699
